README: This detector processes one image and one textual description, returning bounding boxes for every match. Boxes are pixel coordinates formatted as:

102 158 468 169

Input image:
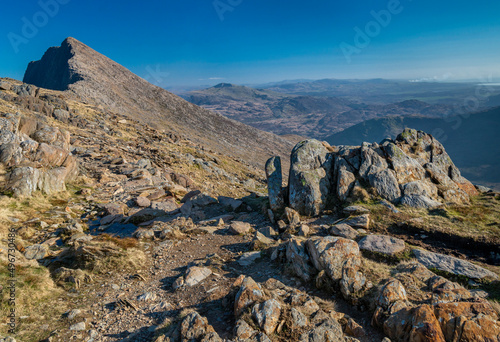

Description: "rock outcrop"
267 129 478 216
373 262 500 342
0 112 78 196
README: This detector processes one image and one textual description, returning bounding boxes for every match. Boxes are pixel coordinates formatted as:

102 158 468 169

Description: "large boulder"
306 236 361 282
288 140 333 216
0 113 78 196
413 249 498 280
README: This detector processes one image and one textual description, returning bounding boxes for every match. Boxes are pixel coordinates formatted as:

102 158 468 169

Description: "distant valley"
184 83 463 139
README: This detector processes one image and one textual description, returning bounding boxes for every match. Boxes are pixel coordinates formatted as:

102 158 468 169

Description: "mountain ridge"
23 37 294 168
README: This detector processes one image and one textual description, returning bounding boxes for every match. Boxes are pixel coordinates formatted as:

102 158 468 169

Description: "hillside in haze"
262 78 500 105
326 107 500 189
186 83 457 139
23 38 294 168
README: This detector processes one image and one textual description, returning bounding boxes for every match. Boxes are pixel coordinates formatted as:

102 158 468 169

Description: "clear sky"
0 0 499 87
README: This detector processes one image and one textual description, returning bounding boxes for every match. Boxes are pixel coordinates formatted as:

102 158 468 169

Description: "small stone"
24 244 48 260
343 206 370 215
298 224 310 237
69 322 86 331
135 196 151 207
238 251 262 266
173 276 185 290
184 266 212 287
285 207 301 226
138 292 157 301
258 226 277 237
252 299 282 335
67 309 81 320
229 221 252 235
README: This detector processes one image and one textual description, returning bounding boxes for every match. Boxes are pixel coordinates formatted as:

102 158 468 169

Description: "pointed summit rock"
23 37 293 167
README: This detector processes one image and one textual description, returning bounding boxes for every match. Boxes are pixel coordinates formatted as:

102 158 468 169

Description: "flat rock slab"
359 235 406 255
341 214 370 229
238 251 262 266
329 223 358 240
184 266 213 287
413 249 499 280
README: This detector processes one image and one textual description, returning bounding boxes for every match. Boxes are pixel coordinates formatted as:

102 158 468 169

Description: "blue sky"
0 0 499 87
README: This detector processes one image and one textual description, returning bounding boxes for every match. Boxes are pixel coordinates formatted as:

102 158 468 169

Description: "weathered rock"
234 319 257 339
336 157 357 202
285 207 301 226
137 292 157 302
434 301 500 341
238 251 262 266
229 221 252 235
285 238 315 282
298 224 310 237
341 214 370 229
288 140 333 216
135 196 151 207
340 266 367 299
359 143 388 179
383 305 445 342
178 312 217 341
253 232 274 247
234 277 264 316
377 279 408 310
299 317 344 342
188 193 218 207
343 319 365 339
368 169 401 202
184 266 212 287
329 223 358 240
400 194 441 209
401 180 438 198
151 198 179 212
342 206 370 215
218 196 244 211
290 307 308 328
413 249 499 280
265 156 285 212
53 109 69 123
358 235 406 255
24 244 48 260
69 322 86 331
306 236 361 282
384 142 426 184
252 299 281 335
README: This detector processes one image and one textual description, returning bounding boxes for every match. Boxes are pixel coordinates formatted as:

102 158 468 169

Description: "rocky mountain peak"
22 38 294 168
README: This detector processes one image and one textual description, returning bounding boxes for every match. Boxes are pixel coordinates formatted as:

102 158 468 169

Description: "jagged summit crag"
23 37 293 167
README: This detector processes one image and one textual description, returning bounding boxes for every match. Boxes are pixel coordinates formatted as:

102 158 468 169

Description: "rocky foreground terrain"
0 39 499 342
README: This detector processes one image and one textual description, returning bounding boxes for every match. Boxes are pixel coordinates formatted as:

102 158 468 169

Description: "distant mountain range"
262 78 500 105
184 83 461 139
326 107 500 189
